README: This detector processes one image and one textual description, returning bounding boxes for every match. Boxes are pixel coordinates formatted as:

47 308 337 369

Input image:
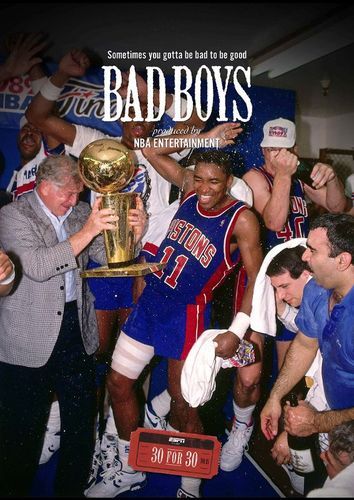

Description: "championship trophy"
78 138 165 278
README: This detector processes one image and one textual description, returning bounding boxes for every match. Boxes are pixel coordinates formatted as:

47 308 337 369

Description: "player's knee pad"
111 331 154 379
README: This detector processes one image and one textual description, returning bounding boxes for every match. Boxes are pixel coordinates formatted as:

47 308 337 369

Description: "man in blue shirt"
260 213 354 442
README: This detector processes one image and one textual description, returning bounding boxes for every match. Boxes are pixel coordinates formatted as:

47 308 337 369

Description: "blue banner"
0 60 295 189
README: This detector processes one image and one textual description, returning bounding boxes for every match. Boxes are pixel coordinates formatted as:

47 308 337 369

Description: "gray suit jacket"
0 192 106 367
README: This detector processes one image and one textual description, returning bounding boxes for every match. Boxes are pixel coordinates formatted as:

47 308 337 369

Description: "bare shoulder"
243 168 268 190
234 205 260 235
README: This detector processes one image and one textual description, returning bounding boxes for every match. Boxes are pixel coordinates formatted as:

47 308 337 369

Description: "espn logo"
169 437 185 444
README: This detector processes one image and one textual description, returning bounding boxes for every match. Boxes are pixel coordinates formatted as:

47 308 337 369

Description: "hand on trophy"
85 196 119 238
128 196 147 244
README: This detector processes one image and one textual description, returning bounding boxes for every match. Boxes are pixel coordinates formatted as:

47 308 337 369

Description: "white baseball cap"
260 118 296 148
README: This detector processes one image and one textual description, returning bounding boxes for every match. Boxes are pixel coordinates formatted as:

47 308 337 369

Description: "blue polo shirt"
295 279 354 410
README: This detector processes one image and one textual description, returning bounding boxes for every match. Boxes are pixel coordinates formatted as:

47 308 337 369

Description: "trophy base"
81 262 166 278
108 259 135 269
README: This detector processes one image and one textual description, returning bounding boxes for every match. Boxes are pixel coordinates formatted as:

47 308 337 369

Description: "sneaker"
85 433 119 494
144 403 167 430
177 487 198 498
85 459 146 498
84 438 102 494
220 420 254 471
224 418 233 437
39 428 61 464
281 463 305 495
100 433 119 473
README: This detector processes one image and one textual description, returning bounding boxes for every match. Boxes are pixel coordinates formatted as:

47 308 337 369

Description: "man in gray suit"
0 154 146 497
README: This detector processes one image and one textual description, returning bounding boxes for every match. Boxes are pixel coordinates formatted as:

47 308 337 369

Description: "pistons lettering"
184 228 202 251
290 196 308 216
166 218 216 268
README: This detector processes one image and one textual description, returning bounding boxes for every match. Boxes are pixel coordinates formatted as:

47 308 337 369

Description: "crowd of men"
0 33 353 499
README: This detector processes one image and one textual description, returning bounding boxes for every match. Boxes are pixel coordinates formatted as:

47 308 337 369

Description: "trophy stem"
101 192 137 267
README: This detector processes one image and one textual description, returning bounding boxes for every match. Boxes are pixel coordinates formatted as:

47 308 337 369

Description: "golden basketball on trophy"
79 138 134 194
78 138 165 278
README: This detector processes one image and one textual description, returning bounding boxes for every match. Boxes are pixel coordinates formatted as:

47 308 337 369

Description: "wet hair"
329 420 354 463
266 245 311 279
310 213 354 261
193 150 233 177
36 155 81 187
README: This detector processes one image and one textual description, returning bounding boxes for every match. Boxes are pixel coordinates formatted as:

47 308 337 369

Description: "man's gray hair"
36 155 81 186
329 420 354 463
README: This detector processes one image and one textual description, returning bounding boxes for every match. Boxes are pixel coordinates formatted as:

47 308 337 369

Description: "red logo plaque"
129 428 221 478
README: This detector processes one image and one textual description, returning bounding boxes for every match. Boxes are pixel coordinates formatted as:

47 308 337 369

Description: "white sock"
233 402 255 426
118 438 134 472
166 423 201 497
47 400 61 432
180 476 202 496
150 389 171 417
105 406 118 435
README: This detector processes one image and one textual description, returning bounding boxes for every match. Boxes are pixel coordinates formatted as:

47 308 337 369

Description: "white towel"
181 329 224 408
250 238 307 336
229 176 253 206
